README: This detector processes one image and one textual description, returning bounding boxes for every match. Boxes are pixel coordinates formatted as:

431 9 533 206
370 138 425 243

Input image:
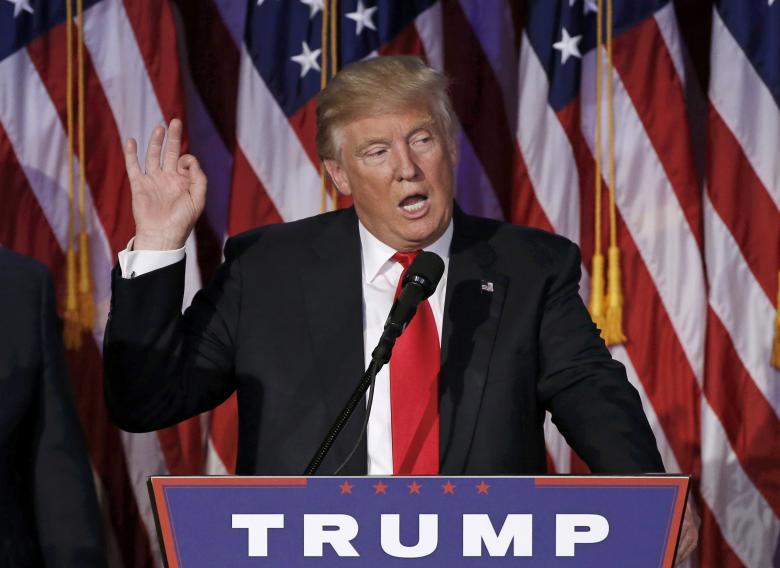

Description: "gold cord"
602 0 626 345
63 0 81 349
587 0 606 333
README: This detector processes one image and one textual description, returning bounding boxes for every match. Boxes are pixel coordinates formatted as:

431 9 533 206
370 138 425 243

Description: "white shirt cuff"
118 237 186 279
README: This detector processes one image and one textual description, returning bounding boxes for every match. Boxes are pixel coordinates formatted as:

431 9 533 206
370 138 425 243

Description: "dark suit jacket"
104 207 663 475
0 248 106 567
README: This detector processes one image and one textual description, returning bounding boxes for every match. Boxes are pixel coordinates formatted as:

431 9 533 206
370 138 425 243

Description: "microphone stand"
303 313 405 475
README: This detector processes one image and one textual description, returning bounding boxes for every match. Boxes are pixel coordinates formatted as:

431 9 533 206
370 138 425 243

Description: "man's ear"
323 159 351 196
447 138 458 165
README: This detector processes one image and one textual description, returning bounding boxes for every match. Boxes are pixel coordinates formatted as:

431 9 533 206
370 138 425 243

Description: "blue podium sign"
149 475 688 567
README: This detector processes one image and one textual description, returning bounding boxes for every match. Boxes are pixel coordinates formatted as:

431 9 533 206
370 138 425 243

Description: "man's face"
323 105 456 252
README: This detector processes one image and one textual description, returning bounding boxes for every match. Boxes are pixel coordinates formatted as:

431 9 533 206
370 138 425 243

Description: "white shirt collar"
358 217 454 284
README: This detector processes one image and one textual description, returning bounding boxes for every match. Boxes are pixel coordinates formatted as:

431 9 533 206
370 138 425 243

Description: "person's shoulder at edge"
0 246 51 287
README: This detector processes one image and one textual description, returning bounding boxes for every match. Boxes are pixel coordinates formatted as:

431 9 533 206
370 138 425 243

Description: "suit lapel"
439 209 507 474
299 209 368 474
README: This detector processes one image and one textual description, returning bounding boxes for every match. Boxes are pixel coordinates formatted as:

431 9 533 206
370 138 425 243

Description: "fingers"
162 118 183 173
124 138 142 183
178 154 208 207
144 125 165 173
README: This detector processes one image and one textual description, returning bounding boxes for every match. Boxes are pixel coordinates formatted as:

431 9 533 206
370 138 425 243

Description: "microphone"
371 251 445 365
304 250 445 475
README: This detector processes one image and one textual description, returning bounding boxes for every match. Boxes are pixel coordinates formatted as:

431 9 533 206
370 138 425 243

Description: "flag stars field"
552 27 583 65
290 41 322 78
346 0 377 35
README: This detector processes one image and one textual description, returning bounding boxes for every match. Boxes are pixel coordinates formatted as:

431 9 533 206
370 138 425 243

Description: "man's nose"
392 145 419 182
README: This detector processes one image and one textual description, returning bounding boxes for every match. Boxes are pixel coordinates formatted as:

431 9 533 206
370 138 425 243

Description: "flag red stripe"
556 102 595 257
509 141 555 232
612 17 704 248
705 308 780 516
288 98 320 173
442 0 515 219
26 21 208 483
698 497 745 568
26 29 135 257
227 146 283 235
210 393 239 474
0 125 65 287
557 98 753 567
122 0 187 126
707 106 780 303
0 123 155 568
556 104 702 478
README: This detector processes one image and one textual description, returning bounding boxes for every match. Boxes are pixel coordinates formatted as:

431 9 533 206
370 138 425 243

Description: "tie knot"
392 251 420 270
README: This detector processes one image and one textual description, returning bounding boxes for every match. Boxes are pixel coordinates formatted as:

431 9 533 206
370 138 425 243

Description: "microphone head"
402 251 445 298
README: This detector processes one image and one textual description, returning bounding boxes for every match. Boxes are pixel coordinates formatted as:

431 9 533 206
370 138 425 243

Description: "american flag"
0 0 777 566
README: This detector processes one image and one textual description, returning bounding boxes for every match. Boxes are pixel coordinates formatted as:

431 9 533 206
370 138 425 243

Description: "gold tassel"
78 232 94 329
63 248 82 349
63 0 81 350
76 0 93 332
771 270 780 369
602 0 626 346
588 0 606 336
603 245 626 345
588 252 606 333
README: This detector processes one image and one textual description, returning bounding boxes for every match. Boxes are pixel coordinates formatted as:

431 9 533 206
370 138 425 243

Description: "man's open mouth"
399 194 428 213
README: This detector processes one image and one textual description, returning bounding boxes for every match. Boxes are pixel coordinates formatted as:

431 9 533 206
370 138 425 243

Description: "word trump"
232 513 609 558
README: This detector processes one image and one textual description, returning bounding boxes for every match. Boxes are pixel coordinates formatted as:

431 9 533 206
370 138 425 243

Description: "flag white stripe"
709 10 780 211
699 401 780 568
516 32 581 246
703 195 780 418
653 3 686 87
236 44 325 222
580 47 707 385
0 49 114 330
415 1 444 71
83 0 165 165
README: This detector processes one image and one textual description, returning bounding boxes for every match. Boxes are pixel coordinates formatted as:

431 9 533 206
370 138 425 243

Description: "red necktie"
390 251 440 475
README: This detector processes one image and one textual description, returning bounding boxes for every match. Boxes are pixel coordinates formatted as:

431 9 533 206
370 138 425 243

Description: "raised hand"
124 119 206 250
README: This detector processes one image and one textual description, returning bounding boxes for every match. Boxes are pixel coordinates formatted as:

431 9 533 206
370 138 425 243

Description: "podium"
149 475 688 567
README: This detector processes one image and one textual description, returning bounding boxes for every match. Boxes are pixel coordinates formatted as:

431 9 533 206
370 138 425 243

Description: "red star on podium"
339 481 353 494
373 481 388 494
408 481 422 494
476 481 490 494
441 481 456 494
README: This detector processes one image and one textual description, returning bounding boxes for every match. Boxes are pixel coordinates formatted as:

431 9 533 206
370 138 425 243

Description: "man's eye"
365 148 387 158
413 136 433 146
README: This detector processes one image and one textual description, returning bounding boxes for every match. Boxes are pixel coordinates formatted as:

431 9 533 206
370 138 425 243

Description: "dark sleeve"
536 240 664 473
103 247 242 432
33 269 107 567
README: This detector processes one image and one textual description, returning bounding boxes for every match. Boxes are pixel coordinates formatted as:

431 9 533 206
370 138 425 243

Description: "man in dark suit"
105 55 696 559
0 248 106 567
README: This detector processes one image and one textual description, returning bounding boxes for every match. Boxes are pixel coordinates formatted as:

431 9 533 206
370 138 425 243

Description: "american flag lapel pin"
481 280 494 294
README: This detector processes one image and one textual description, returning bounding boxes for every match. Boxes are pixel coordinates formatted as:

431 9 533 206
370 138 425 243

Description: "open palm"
124 119 206 250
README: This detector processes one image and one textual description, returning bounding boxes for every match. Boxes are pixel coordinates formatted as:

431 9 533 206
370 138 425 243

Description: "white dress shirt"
117 219 453 475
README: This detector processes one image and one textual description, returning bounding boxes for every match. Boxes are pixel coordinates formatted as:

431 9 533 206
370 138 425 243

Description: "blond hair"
316 55 456 160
